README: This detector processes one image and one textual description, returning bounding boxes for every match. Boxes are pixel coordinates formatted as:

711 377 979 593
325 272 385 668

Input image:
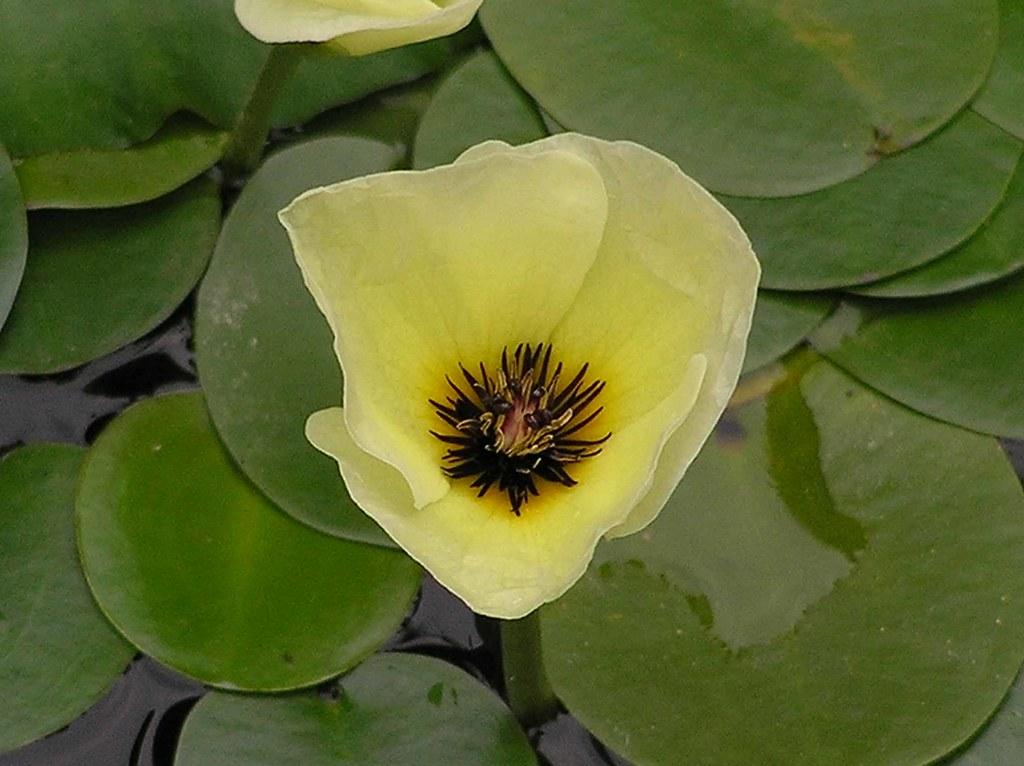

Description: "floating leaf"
481 0 999 196
943 672 1024 764
854 153 1024 297
743 291 834 373
545 358 1024 765
0 178 219 375
722 111 1021 290
0 444 133 753
175 654 536 765
974 0 1024 140
75 392 421 690
0 0 457 160
413 49 546 169
273 41 454 131
0 146 26 332
195 137 402 546
812 274 1024 438
15 115 228 210
306 79 440 166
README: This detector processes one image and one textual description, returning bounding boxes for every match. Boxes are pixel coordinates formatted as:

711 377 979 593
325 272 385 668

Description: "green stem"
500 610 559 728
221 44 307 177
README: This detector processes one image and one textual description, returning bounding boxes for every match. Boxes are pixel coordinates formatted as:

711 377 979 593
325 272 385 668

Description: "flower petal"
308 354 704 618
281 149 608 508
458 136 760 536
234 0 482 54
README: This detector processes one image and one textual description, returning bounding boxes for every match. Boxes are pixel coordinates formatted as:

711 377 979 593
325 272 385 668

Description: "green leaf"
743 291 835 373
412 49 547 170
854 153 1024 297
305 78 440 166
175 654 537 766
195 137 402 546
0 444 134 753
812 274 1024 438
722 111 1022 290
0 0 457 160
0 178 220 375
0 145 27 332
0 0 248 157
480 0 999 196
545 358 1024 766
272 42 453 131
75 392 421 691
943 672 1024 764
974 0 1024 140
15 115 228 210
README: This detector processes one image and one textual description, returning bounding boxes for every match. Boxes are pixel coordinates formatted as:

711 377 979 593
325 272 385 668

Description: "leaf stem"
500 610 559 728
221 43 307 177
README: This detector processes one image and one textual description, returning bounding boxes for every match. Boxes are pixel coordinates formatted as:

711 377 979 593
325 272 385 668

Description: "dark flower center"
429 343 610 516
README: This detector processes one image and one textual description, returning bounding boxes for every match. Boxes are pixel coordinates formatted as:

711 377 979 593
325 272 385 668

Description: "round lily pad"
307 78 440 166
75 392 421 691
15 115 228 210
974 0 1024 141
175 653 536 766
0 145 27 333
0 0 457 160
743 291 834 373
721 110 1022 290
0 444 134 753
413 49 546 170
0 178 220 375
273 40 455 131
481 0 1000 196
195 137 401 547
812 274 1024 438
544 357 1024 766
944 672 1024 764
854 149 1024 297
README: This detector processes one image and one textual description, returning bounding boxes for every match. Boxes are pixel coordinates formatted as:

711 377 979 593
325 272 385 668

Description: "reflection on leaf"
594 359 868 650
765 356 867 561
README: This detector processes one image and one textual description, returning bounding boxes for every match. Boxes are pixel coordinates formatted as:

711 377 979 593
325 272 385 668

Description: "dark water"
0 307 629 766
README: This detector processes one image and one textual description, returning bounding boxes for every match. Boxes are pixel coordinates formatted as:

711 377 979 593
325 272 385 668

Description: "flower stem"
221 43 307 177
500 610 559 728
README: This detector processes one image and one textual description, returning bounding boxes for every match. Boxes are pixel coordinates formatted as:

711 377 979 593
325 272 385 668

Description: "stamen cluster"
430 343 610 515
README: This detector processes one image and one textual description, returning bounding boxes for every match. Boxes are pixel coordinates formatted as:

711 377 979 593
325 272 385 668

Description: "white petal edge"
235 0 482 54
280 148 609 509
307 353 705 618
457 135 760 538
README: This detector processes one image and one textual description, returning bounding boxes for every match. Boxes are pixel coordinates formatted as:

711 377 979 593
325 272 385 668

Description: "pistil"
429 343 610 515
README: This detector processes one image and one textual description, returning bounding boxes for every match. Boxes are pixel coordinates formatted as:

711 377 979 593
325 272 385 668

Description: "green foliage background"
1 0 1023 764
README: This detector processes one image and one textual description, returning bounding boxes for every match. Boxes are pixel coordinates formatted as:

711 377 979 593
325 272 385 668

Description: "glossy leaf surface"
854 158 1024 297
481 0 999 196
813 275 1024 438
722 111 1021 289
743 291 834 373
195 137 402 546
0 445 133 753
413 49 546 169
76 393 421 690
0 146 27 333
545 359 1024 765
944 672 1024 764
15 116 228 210
974 0 1024 140
0 179 220 375
307 79 439 166
175 654 536 765
0 0 455 160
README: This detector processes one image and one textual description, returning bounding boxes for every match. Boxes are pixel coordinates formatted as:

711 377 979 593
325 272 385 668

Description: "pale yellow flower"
234 0 482 56
279 134 759 618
